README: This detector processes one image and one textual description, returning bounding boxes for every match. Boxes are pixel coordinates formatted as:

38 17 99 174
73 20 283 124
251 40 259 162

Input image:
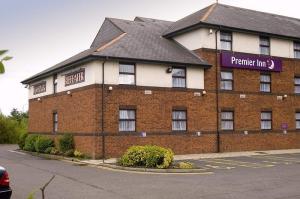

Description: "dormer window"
220 31 232 51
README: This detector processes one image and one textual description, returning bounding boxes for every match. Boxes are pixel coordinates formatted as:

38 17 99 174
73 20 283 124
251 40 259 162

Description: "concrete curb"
19 150 211 174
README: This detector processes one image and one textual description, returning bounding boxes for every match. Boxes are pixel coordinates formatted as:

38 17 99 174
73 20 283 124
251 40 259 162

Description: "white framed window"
261 111 272 130
220 71 233 90
294 42 300 59
53 112 58 133
295 77 300 94
119 109 136 132
221 111 234 130
119 63 135 85
172 67 186 88
260 36 270 55
260 74 271 93
220 32 232 51
296 112 300 129
172 110 187 131
53 74 58 94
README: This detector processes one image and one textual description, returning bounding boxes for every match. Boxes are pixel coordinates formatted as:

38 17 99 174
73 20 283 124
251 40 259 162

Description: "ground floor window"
261 111 272 130
296 112 300 129
53 112 58 133
221 111 234 130
119 109 136 132
172 110 187 131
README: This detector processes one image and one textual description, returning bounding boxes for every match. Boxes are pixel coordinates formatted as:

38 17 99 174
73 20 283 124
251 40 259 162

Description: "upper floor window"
172 67 186 88
294 42 300 59
119 109 136 132
260 36 270 55
53 74 58 94
53 112 58 133
119 63 135 85
220 71 233 90
220 32 232 51
221 111 234 130
261 111 272 130
260 73 271 93
295 77 300 94
172 110 187 131
296 112 300 129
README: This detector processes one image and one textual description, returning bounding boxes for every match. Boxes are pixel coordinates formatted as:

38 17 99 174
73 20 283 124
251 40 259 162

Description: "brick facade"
28 49 300 158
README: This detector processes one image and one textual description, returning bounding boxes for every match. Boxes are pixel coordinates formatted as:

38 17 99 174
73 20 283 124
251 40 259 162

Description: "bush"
50 148 60 155
23 135 38 152
18 132 28 149
178 161 194 169
44 147 54 154
34 136 54 153
64 149 74 157
74 150 84 158
58 134 74 153
119 145 174 169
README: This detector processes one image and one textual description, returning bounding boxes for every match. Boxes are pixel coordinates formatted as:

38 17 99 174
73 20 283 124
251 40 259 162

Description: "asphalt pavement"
1 145 300 199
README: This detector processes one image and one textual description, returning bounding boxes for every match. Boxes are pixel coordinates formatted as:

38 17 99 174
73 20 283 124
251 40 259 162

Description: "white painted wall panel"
186 67 204 89
28 76 53 99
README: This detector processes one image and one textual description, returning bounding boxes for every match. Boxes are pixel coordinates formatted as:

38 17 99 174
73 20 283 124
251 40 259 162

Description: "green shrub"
178 161 194 169
58 134 74 153
119 145 174 169
44 147 54 154
24 135 38 152
74 150 84 158
64 149 74 157
34 136 54 153
18 132 28 149
50 148 60 155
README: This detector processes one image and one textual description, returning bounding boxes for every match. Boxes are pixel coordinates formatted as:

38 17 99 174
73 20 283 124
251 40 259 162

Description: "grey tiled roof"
22 17 210 84
164 3 300 39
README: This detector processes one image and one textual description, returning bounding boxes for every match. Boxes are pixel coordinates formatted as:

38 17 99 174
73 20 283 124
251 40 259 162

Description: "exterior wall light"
244 131 248 135
37 98 41 102
141 132 147 137
196 131 202 136
202 90 207 96
67 91 72 96
166 67 173 73
283 94 288 99
108 86 113 91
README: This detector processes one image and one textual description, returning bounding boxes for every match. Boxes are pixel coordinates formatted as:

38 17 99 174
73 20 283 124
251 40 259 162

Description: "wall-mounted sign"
33 81 47 95
221 52 282 72
65 68 85 86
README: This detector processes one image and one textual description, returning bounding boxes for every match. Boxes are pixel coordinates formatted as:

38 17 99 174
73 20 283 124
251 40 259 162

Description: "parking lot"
1 145 300 199
181 153 300 172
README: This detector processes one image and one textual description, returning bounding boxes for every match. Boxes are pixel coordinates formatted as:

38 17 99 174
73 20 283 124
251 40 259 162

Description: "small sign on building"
33 81 46 95
65 68 85 86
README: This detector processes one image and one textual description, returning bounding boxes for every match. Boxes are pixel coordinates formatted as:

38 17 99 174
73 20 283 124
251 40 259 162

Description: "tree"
0 50 12 74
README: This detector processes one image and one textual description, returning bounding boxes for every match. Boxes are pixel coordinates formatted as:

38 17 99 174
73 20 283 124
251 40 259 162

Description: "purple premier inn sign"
221 52 282 72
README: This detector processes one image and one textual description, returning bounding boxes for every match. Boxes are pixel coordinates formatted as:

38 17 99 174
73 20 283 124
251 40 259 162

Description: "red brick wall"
28 48 300 158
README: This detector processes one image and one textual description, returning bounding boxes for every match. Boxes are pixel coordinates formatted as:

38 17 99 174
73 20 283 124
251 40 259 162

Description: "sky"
1 0 300 115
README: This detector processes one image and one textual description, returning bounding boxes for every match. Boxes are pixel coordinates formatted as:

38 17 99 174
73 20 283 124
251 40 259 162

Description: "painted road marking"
261 160 292 165
7 150 26 155
205 164 235 170
252 155 300 163
202 158 274 168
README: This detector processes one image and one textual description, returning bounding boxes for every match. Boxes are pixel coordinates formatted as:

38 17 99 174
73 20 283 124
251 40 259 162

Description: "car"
0 166 12 199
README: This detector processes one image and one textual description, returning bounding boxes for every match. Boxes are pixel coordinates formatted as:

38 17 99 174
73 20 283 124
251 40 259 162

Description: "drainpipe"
101 58 107 163
215 27 221 153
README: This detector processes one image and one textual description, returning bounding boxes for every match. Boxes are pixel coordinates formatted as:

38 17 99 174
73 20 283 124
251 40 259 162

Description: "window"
221 111 234 130
53 74 58 94
172 67 186 88
119 109 136 132
296 112 300 129
261 111 272 130
172 110 187 131
260 74 271 93
294 42 300 59
295 77 300 94
260 37 270 55
53 112 58 133
220 32 232 51
119 63 135 85
220 71 233 90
